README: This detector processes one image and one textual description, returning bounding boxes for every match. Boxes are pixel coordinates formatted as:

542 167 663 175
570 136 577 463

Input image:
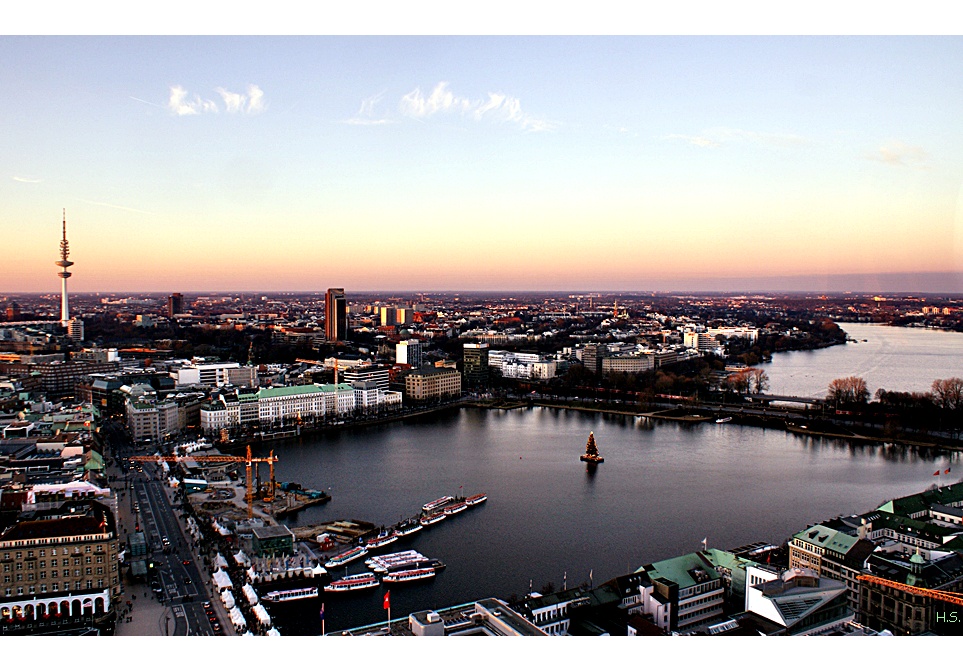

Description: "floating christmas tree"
580 431 604 464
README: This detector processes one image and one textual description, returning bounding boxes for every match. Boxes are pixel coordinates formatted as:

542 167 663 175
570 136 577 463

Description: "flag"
319 604 324 620
934 470 941 476
946 467 952 474
701 537 708 545
383 591 390 610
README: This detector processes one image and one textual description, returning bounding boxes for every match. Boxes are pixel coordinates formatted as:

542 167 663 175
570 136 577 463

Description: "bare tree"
828 376 869 406
749 368 770 395
932 378 963 411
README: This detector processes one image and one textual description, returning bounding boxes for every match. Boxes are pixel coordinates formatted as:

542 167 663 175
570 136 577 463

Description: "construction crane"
131 445 277 519
857 574 963 606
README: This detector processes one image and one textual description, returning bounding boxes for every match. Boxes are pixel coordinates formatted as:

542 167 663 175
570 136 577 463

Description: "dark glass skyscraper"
326 288 347 342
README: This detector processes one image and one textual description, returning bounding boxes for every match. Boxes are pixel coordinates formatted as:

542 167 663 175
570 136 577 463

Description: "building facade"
325 288 347 342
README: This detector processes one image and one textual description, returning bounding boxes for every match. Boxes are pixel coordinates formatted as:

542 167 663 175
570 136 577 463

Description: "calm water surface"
762 322 963 398
261 403 956 633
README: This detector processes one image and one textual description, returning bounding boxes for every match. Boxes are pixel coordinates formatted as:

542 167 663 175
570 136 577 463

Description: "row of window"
3 545 106 559
4 566 106 582
3 556 105 571
4 577 115 596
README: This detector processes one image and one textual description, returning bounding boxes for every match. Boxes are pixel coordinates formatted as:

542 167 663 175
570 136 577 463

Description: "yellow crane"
131 445 277 519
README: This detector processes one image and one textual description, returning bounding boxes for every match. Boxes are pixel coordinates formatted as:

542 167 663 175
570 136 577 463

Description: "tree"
749 368 770 394
827 376 869 406
932 378 963 411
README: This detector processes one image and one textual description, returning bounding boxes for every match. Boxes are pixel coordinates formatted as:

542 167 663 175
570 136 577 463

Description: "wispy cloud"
166 84 265 116
665 127 807 149
12 175 42 183
215 84 266 114
868 141 929 168
399 82 555 132
78 199 157 216
345 91 393 125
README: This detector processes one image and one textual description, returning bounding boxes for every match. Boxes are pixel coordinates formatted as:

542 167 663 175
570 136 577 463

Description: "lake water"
261 386 958 632
762 322 963 399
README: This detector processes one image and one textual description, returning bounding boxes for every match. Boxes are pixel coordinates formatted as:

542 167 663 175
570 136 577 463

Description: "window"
40 572 46 580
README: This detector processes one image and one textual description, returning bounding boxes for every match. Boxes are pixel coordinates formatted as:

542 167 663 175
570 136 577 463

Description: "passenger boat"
323 572 379 592
262 586 318 602
442 501 468 516
323 546 369 569
382 567 436 583
465 493 487 506
422 495 455 513
580 431 604 464
715 417 732 424
368 551 431 573
396 520 423 537
365 531 398 549
420 511 446 526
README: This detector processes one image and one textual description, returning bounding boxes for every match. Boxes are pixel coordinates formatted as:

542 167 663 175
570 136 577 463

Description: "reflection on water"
262 405 955 634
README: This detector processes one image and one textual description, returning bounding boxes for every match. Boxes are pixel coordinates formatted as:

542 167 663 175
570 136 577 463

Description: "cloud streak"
399 82 555 132
345 91 393 125
12 175 42 183
167 84 266 116
665 127 807 149
78 199 157 215
868 141 929 168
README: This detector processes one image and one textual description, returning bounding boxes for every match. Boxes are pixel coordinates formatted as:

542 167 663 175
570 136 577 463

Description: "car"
202 601 211 609
184 577 192 585
212 622 221 632
182 559 191 566
208 615 218 623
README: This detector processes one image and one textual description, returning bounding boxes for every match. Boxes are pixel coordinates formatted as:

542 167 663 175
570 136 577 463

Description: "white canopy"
266 627 281 636
215 553 229 569
243 583 259 606
246 566 257 582
234 550 250 567
212 569 233 591
229 606 247 630
221 590 235 609
253 603 271 626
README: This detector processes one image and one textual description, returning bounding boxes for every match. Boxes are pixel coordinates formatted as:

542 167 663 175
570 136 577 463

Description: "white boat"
396 520 423 536
323 546 368 569
367 551 430 573
262 586 319 602
365 531 398 549
382 567 436 583
465 493 487 506
442 502 468 515
422 495 454 513
323 572 379 592
420 511 446 526
715 417 732 424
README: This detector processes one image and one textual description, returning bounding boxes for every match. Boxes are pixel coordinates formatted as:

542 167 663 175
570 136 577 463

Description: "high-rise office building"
168 293 183 318
397 340 423 368
326 288 348 342
462 343 490 388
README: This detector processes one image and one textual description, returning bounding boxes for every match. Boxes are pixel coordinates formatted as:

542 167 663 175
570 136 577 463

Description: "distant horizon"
3 271 963 298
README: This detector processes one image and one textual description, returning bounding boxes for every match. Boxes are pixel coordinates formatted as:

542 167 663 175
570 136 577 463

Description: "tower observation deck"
55 209 74 327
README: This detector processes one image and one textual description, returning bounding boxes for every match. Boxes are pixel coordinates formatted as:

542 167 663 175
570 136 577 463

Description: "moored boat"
365 531 398 549
715 417 732 424
442 501 468 515
420 511 446 526
422 495 455 513
262 586 319 602
382 567 436 583
323 572 379 592
396 520 423 537
323 546 369 569
465 493 487 506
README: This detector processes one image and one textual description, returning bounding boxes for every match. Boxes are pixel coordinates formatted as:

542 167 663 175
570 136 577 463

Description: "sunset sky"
3 31 962 293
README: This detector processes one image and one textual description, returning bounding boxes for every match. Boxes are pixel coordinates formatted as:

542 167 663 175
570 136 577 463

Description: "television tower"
55 209 74 327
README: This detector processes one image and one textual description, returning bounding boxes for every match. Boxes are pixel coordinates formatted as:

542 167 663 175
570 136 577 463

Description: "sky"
3 28 963 293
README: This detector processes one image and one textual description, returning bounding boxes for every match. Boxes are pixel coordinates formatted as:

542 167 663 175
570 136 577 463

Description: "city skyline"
3 35 963 294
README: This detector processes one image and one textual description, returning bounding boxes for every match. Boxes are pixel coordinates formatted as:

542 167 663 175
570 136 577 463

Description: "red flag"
383 591 390 610
946 467 952 475
934 471 941 476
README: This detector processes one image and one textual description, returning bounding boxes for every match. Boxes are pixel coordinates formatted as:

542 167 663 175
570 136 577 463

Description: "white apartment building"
171 361 256 388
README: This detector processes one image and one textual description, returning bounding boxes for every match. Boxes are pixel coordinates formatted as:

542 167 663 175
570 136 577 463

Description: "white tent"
246 566 257 583
212 569 233 591
243 583 259 606
215 553 229 569
221 590 235 609
253 603 271 627
266 627 281 636
233 549 250 567
229 606 247 631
